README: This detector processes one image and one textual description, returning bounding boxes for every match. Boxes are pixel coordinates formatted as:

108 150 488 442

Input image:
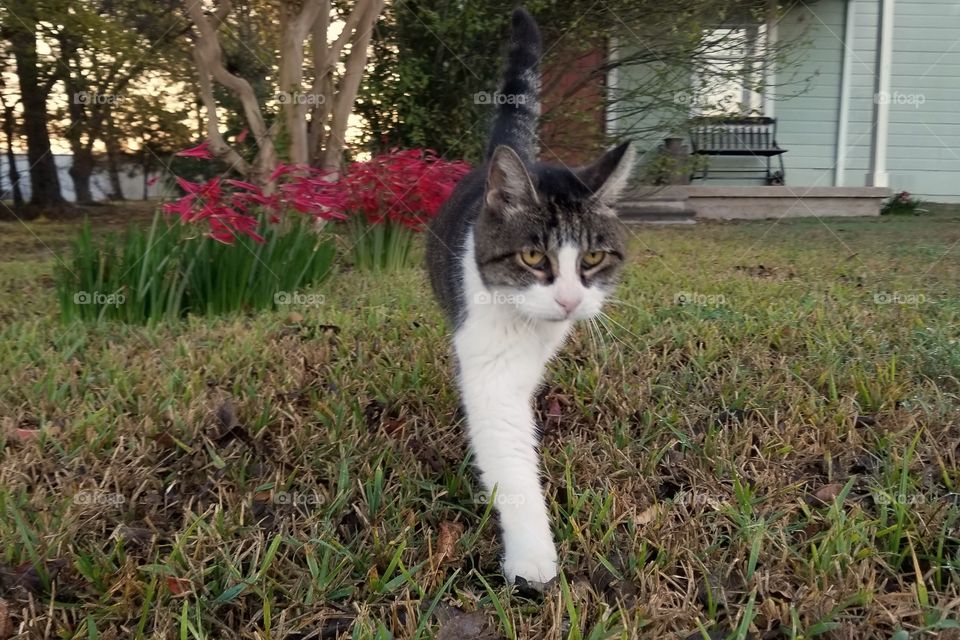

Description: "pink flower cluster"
163 142 470 244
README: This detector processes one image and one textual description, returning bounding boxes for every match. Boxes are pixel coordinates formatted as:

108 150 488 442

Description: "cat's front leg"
459 370 557 587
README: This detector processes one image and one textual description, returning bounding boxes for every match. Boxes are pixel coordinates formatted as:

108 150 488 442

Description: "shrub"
57 142 344 323
881 191 927 216
340 149 470 271
56 144 468 322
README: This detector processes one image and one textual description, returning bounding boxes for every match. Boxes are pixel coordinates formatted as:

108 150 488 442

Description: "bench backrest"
690 117 778 151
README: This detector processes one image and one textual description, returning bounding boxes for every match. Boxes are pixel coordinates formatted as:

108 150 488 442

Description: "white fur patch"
453 232 572 584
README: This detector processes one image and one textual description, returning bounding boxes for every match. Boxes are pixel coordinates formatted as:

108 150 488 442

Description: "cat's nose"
555 294 582 315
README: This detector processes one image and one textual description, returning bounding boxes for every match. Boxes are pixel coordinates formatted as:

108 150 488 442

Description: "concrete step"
618 200 697 224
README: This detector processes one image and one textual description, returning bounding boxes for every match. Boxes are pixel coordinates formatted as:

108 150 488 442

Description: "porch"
619 185 891 222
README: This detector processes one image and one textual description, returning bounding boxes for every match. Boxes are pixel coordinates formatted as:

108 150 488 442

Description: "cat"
425 8 634 589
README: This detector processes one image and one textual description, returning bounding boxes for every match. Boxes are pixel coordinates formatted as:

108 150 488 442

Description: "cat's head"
472 142 634 322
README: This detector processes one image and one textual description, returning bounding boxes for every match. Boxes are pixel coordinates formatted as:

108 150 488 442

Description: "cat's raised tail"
485 9 541 165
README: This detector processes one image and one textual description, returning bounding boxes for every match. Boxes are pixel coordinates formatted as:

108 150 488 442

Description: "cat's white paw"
503 547 558 589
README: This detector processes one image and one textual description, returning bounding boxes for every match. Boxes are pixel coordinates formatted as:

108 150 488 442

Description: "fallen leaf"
151 431 177 449
634 504 661 526
812 483 844 506
166 576 193 597
216 400 240 430
435 521 464 566
116 525 155 550
9 428 40 443
382 417 405 437
319 617 354 639
0 559 68 595
437 612 499 640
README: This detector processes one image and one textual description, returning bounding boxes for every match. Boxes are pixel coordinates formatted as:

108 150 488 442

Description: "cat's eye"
519 250 547 269
581 251 606 268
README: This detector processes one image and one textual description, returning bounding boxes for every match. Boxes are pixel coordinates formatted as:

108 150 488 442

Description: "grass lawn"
2 205 960 639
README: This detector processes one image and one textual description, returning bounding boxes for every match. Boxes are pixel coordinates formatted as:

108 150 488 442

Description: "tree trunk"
278 0 324 165
60 32 96 204
105 112 124 200
68 148 95 204
9 7 65 210
141 148 151 200
2 105 24 209
106 144 124 200
318 0 383 171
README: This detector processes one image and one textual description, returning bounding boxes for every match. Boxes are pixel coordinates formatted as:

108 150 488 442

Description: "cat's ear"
486 145 539 213
576 141 635 207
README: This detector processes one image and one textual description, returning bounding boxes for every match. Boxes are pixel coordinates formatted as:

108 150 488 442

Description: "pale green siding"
611 57 683 153
772 1 846 186
610 48 692 171
886 0 960 201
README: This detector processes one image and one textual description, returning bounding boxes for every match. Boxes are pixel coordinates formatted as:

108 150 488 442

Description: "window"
693 25 769 117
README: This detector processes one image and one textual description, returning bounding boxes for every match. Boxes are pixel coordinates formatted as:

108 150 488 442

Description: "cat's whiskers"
594 310 641 357
606 296 646 315
586 316 606 353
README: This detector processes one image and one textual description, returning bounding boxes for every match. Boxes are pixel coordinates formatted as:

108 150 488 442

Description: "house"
544 0 960 219
0 154 169 203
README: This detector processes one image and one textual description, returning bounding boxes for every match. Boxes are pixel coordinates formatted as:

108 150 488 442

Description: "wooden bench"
690 117 787 185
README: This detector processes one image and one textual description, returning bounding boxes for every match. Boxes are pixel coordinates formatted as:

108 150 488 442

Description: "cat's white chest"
454 234 571 393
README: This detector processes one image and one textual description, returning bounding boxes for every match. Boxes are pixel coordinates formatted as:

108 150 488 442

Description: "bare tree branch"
185 0 276 183
319 0 383 171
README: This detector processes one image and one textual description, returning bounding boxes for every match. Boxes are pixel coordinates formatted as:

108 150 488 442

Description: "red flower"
174 141 214 160
162 142 470 244
339 149 470 230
